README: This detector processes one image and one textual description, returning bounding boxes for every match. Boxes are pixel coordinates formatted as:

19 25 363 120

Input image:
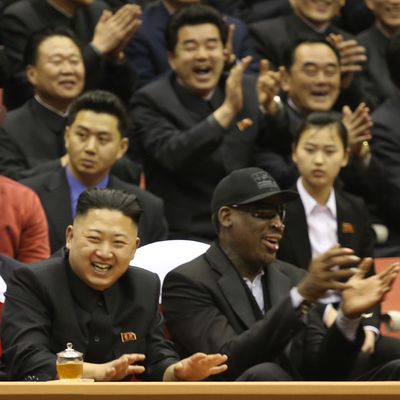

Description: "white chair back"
0 275 6 303
130 240 210 288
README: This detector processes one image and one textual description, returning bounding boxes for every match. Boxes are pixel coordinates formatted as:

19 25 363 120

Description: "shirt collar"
297 178 336 218
287 97 306 117
34 94 69 118
294 11 331 33
65 167 109 218
174 76 216 101
31 97 67 135
242 269 264 284
66 252 121 314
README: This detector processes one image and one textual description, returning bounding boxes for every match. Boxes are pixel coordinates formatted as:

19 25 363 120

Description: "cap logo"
251 171 276 189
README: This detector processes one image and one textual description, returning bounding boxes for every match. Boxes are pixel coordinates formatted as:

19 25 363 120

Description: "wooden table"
1 381 400 400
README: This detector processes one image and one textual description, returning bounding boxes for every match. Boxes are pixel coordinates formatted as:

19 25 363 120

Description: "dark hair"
165 4 228 52
23 26 82 68
387 31 400 89
293 111 348 150
282 39 340 71
67 90 128 137
76 188 142 225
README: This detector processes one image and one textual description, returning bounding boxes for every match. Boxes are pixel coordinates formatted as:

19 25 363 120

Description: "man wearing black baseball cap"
162 167 400 381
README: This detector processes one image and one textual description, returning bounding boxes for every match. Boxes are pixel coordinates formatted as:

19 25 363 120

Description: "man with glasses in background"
162 167 400 381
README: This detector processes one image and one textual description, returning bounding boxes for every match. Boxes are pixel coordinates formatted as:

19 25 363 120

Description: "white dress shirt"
243 271 265 314
297 178 341 304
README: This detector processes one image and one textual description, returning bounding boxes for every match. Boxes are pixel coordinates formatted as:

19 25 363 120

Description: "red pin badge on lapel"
120 332 137 343
341 222 354 234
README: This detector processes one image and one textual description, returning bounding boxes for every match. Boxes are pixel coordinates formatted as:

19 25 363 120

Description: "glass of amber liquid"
56 342 83 380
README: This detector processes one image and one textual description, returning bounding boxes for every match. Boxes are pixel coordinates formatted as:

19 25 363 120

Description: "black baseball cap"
211 167 298 213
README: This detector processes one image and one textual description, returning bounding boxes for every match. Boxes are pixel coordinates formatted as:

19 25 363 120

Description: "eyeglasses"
230 204 286 221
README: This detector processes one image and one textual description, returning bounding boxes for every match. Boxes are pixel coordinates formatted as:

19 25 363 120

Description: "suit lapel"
336 192 357 249
266 262 294 306
206 244 257 329
285 200 312 269
43 170 73 249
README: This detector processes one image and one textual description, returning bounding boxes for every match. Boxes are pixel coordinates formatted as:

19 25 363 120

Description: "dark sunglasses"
230 204 286 221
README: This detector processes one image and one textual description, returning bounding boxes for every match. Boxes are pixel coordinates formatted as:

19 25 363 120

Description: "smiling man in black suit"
1 188 228 381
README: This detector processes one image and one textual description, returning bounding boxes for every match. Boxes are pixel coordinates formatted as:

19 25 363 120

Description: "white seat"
0 275 6 303
130 240 210 288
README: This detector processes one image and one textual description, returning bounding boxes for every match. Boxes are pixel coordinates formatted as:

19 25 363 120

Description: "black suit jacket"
21 169 168 253
0 254 23 286
370 91 400 247
249 13 351 68
1 256 179 380
277 188 379 328
0 0 136 108
358 25 396 110
131 73 270 240
162 242 362 381
278 189 375 270
205 0 292 23
0 98 66 181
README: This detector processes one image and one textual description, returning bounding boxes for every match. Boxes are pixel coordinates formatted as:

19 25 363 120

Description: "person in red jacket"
0 175 50 262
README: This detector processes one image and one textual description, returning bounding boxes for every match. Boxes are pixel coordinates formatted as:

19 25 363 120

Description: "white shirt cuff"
290 286 304 309
335 308 361 342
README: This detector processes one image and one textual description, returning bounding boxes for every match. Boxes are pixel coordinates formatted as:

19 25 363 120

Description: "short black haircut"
165 4 228 53
387 31 400 89
67 90 129 137
294 111 348 150
76 188 143 226
282 39 340 71
23 26 82 68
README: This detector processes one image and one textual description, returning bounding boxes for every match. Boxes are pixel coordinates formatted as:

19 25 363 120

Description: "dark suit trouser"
351 336 400 380
235 337 400 381
236 363 292 381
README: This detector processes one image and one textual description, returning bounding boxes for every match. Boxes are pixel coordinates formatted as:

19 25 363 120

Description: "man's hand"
342 103 372 161
223 23 236 69
297 245 361 303
91 4 142 61
164 353 228 381
327 33 367 89
257 59 284 115
60 154 69 167
213 56 252 129
84 353 146 381
361 330 376 354
341 259 400 319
